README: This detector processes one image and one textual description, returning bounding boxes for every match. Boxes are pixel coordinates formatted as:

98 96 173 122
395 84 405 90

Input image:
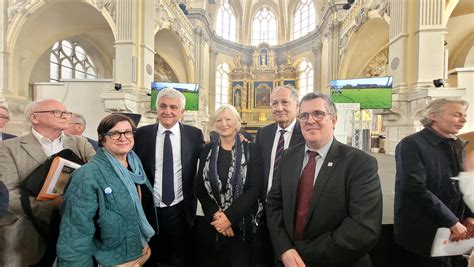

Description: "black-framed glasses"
297 110 333 123
34 110 73 118
104 130 135 140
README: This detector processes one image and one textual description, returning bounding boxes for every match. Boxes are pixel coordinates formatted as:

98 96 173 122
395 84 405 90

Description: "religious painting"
233 87 242 108
283 80 296 87
254 81 272 107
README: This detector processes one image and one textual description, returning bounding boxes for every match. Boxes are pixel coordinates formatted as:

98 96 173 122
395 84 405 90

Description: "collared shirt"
267 119 297 193
302 137 334 185
154 123 183 207
31 128 64 156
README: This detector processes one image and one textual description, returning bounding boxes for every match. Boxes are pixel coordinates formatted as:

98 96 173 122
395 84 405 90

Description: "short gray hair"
211 104 242 132
420 98 469 126
300 92 338 115
271 84 300 104
156 87 186 110
71 113 86 126
0 105 12 119
24 100 42 122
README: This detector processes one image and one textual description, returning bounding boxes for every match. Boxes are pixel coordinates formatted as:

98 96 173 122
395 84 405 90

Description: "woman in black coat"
195 104 263 267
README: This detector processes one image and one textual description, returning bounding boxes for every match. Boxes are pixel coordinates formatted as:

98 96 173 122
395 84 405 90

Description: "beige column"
0 0 8 95
208 47 218 113
138 0 155 92
114 0 138 90
312 41 323 92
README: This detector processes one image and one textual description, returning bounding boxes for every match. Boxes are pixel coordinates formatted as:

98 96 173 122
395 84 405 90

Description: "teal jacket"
57 149 153 266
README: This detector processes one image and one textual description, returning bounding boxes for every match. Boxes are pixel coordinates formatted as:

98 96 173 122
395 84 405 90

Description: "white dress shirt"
31 128 64 156
302 137 334 185
154 123 183 207
267 119 297 193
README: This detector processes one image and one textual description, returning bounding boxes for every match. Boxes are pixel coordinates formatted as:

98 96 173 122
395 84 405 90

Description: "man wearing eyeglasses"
255 85 305 266
0 99 95 266
0 105 16 140
266 92 382 267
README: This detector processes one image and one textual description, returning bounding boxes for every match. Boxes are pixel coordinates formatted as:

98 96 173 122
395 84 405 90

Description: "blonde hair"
211 104 242 132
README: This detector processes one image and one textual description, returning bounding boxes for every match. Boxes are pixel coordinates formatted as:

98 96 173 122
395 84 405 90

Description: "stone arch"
338 17 389 79
5 0 115 98
155 29 195 83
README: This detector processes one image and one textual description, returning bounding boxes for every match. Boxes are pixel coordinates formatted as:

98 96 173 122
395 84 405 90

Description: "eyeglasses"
34 110 73 118
0 115 9 120
104 130 135 140
297 110 333 123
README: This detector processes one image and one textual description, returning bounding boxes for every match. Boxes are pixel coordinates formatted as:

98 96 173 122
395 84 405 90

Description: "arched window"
252 7 277 46
298 59 314 99
215 63 230 109
293 0 316 40
50 40 97 82
216 0 237 42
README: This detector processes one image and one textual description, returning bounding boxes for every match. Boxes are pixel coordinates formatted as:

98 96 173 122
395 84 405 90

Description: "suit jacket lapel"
20 133 47 165
305 140 341 226
263 123 278 191
146 125 159 183
289 122 304 147
283 144 305 239
179 123 187 177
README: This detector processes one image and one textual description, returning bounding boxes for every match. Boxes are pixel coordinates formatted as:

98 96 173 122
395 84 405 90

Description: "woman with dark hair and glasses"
57 113 156 266
195 104 263 267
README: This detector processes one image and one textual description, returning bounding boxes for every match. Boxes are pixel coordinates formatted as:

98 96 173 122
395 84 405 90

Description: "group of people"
0 84 472 267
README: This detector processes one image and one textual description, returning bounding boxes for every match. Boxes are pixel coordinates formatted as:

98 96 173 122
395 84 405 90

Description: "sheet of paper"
431 228 474 257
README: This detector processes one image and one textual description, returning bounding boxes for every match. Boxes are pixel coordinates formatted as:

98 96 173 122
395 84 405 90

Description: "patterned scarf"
202 135 254 240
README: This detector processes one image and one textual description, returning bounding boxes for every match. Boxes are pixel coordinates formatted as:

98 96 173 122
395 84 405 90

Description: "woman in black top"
195 104 263 267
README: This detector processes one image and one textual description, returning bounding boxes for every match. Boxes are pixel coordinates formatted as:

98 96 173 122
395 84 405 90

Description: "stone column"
312 40 323 93
382 0 464 155
114 0 138 91
208 46 218 113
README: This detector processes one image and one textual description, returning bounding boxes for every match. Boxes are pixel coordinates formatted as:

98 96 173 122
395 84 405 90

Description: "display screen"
330 76 392 109
151 82 199 111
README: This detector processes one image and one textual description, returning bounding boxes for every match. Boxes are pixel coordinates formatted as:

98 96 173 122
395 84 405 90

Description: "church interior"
0 0 472 155
0 0 473 265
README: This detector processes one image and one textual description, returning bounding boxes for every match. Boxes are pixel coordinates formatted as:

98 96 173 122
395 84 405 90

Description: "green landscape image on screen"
150 82 199 111
330 77 392 109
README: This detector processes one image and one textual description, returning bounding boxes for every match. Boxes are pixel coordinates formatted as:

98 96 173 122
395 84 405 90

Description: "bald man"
0 99 95 266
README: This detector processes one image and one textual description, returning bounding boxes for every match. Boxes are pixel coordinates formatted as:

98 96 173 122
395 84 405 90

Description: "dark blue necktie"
162 130 174 206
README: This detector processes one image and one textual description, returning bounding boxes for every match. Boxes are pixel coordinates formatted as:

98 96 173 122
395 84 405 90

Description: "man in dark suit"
0 105 16 140
65 113 99 150
255 85 304 266
134 88 204 267
266 92 382 267
394 99 473 266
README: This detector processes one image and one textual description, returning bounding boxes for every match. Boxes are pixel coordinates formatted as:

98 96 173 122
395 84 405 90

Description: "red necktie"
294 150 318 240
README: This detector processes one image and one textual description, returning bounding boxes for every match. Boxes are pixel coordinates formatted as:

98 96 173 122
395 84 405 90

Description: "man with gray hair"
255 85 305 266
394 98 474 266
0 105 16 140
134 88 204 267
64 113 99 150
0 99 95 266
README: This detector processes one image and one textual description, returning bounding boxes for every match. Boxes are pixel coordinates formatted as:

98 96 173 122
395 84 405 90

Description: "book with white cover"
431 227 474 257
37 156 82 200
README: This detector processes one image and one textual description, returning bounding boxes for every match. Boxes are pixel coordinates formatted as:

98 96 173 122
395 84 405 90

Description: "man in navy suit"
64 113 99 150
134 88 204 267
255 85 305 266
266 92 382 266
0 105 16 140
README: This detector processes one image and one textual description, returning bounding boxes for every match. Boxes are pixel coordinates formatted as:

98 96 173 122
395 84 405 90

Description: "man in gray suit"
266 92 382 267
0 99 95 266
